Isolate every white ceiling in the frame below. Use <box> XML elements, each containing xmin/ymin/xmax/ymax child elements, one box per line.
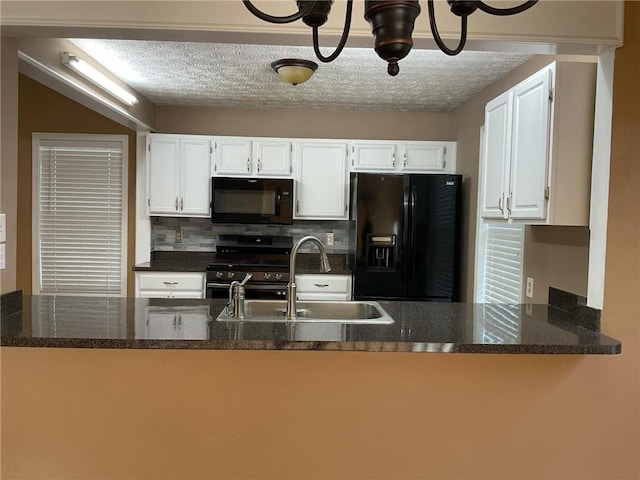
<box><xmin>70</xmin><ymin>39</ymin><xmax>533</xmax><ymax>112</ymax></box>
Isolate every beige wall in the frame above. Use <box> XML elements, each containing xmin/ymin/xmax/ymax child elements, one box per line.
<box><xmin>16</xmin><ymin>74</ymin><xmax>137</xmax><ymax>296</ymax></box>
<box><xmin>156</xmin><ymin>106</ymin><xmax>454</xmax><ymax>141</ymax></box>
<box><xmin>1</xmin><ymin>37</ymin><xmax>19</xmax><ymax>294</ymax></box>
<box><xmin>524</xmin><ymin>226</ymin><xmax>590</xmax><ymax>303</ymax></box>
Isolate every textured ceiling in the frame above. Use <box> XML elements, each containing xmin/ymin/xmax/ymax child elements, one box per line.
<box><xmin>70</xmin><ymin>39</ymin><xmax>533</xmax><ymax>112</ymax></box>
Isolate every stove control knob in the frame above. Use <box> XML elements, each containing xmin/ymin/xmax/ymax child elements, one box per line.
<box><xmin>226</xmin><ymin>272</ymin><xmax>235</xmax><ymax>279</ymax></box>
<box><xmin>215</xmin><ymin>272</ymin><xmax>223</xmax><ymax>279</ymax></box>
<box><xmin>263</xmin><ymin>273</ymin><xmax>272</xmax><ymax>280</ymax></box>
<box><xmin>274</xmin><ymin>273</ymin><xmax>283</xmax><ymax>281</ymax></box>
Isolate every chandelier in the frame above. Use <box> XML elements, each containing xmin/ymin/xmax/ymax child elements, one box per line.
<box><xmin>243</xmin><ymin>0</ymin><xmax>538</xmax><ymax>76</ymax></box>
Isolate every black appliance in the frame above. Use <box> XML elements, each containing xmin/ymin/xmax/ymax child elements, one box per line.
<box><xmin>211</xmin><ymin>177</ymin><xmax>293</xmax><ymax>224</ymax></box>
<box><xmin>205</xmin><ymin>235</ymin><xmax>292</xmax><ymax>300</ymax></box>
<box><xmin>351</xmin><ymin>173</ymin><xmax>462</xmax><ymax>301</ymax></box>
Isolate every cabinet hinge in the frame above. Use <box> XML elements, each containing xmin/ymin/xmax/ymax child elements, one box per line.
<box><xmin>210</xmin><ymin>146</ymin><xmax>213</xmax><ymax>154</ymax></box>
<box><xmin>544</xmin><ymin>186</ymin><xmax>550</xmax><ymax>200</ymax></box>
<box><xmin>548</xmin><ymin>88</ymin><xmax>554</xmax><ymax>102</ymax></box>
<box><xmin>352</xmin><ymin>146</ymin><xmax>354</xmax><ymax>153</ymax></box>
<box><xmin>147</xmin><ymin>198</ymin><xmax>150</xmax><ymax>207</ymax></box>
<box><xmin>443</xmin><ymin>146</ymin><xmax>447</xmax><ymax>155</ymax></box>
<box><xmin>214</xmin><ymin>163</ymin><xmax>217</xmax><ymax>172</ymax></box>
<box><xmin>290</xmin><ymin>144</ymin><xmax>293</xmax><ymax>153</ymax></box>
<box><xmin>148</xmin><ymin>144</ymin><xmax>151</xmax><ymax>152</ymax></box>
<box><xmin>443</xmin><ymin>160</ymin><xmax>446</xmax><ymax>169</ymax></box>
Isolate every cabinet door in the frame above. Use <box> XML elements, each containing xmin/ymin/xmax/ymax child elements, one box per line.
<box><xmin>400</xmin><ymin>142</ymin><xmax>446</xmax><ymax>171</ymax></box>
<box><xmin>148</xmin><ymin>136</ymin><xmax>180</xmax><ymax>215</ymax></box>
<box><xmin>351</xmin><ymin>142</ymin><xmax>396</xmax><ymax>171</ymax></box>
<box><xmin>480</xmin><ymin>91</ymin><xmax>512</xmax><ymax>219</ymax></box>
<box><xmin>214</xmin><ymin>138</ymin><xmax>252</xmax><ymax>175</ymax></box>
<box><xmin>295</xmin><ymin>142</ymin><xmax>348</xmax><ymax>219</ymax></box>
<box><xmin>178</xmin><ymin>311</ymin><xmax>210</xmax><ymax>340</ymax></box>
<box><xmin>254</xmin><ymin>140</ymin><xmax>292</xmax><ymax>176</ymax></box>
<box><xmin>180</xmin><ymin>138</ymin><xmax>211</xmax><ymax>216</ymax></box>
<box><xmin>509</xmin><ymin>68</ymin><xmax>552</xmax><ymax>220</ymax></box>
<box><xmin>146</xmin><ymin>311</ymin><xmax>178</xmax><ymax>339</ymax></box>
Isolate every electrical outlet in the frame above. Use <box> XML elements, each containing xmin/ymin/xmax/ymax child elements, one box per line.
<box><xmin>0</xmin><ymin>213</ymin><xmax>5</xmax><ymax>242</ymax></box>
<box><xmin>526</xmin><ymin>277</ymin><xmax>534</xmax><ymax>299</ymax></box>
<box><xmin>326</xmin><ymin>232</ymin><xmax>335</xmax><ymax>247</ymax></box>
<box><xmin>175</xmin><ymin>227</ymin><xmax>182</xmax><ymax>243</ymax></box>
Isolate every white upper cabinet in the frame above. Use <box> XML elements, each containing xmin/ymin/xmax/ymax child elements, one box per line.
<box><xmin>351</xmin><ymin>142</ymin><xmax>397</xmax><ymax>170</ymax></box>
<box><xmin>295</xmin><ymin>141</ymin><xmax>349</xmax><ymax>220</ymax></box>
<box><xmin>400</xmin><ymin>142</ymin><xmax>450</xmax><ymax>172</ymax></box>
<box><xmin>213</xmin><ymin>137</ymin><xmax>293</xmax><ymax>177</ymax></box>
<box><xmin>479</xmin><ymin>61</ymin><xmax>596</xmax><ymax>226</ymax></box>
<box><xmin>350</xmin><ymin>140</ymin><xmax>456</xmax><ymax>173</ymax></box>
<box><xmin>253</xmin><ymin>139</ymin><xmax>293</xmax><ymax>176</ymax></box>
<box><xmin>147</xmin><ymin>134</ymin><xmax>211</xmax><ymax>217</ymax></box>
<box><xmin>213</xmin><ymin>137</ymin><xmax>252</xmax><ymax>176</ymax></box>
<box><xmin>480</xmin><ymin>90</ymin><xmax>512</xmax><ymax>220</ymax></box>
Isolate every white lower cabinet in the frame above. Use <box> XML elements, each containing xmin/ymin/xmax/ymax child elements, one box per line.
<box><xmin>295</xmin><ymin>274</ymin><xmax>352</xmax><ymax>301</ymax></box>
<box><xmin>140</xmin><ymin>306</ymin><xmax>211</xmax><ymax>340</ymax></box>
<box><xmin>135</xmin><ymin>272</ymin><xmax>206</xmax><ymax>299</ymax></box>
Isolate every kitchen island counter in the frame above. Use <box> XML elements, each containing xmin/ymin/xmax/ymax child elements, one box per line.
<box><xmin>1</xmin><ymin>295</ymin><xmax>620</xmax><ymax>354</ymax></box>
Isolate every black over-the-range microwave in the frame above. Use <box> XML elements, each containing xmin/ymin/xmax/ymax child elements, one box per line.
<box><xmin>211</xmin><ymin>177</ymin><xmax>293</xmax><ymax>224</ymax></box>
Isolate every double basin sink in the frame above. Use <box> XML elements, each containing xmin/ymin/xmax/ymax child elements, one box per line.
<box><xmin>216</xmin><ymin>300</ymin><xmax>394</xmax><ymax>325</ymax></box>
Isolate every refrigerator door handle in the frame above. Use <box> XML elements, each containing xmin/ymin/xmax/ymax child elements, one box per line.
<box><xmin>410</xmin><ymin>185</ymin><xmax>417</xmax><ymax>280</ymax></box>
<box><xmin>402</xmin><ymin>185</ymin><xmax>410</xmax><ymax>281</ymax></box>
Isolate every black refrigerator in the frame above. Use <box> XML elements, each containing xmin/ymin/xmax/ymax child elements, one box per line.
<box><xmin>351</xmin><ymin>173</ymin><xmax>462</xmax><ymax>301</ymax></box>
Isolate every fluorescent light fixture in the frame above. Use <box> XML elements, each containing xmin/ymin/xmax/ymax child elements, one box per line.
<box><xmin>61</xmin><ymin>51</ymin><xmax>138</xmax><ymax>106</ymax></box>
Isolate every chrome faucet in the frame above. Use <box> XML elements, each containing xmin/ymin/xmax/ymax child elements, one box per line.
<box><xmin>286</xmin><ymin>236</ymin><xmax>331</xmax><ymax>320</ymax></box>
<box><xmin>227</xmin><ymin>273</ymin><xmax>252</xmax><ymax>319</ymax></box>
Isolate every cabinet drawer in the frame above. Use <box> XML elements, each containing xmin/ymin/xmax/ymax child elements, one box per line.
<box><xmin>136</xmin><ymin>273</ymin><xmax>205</xmax><ymax>291</ymax></box>
<box><xmin>295</xmin><ymin>274</ymin><xmax>351</xmax><ymax>294</ymax></box>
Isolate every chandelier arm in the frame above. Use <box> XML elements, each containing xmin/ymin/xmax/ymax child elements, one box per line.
<box><xmin>242</xmin><ymin>0</ymin><xmax>318</xmax><ymax>24</ymax></box>
<box><xmin>473</xmin><ymin>1</ymin><xmax>538</xmax><ymax>16</ymax></box>
<box><xmin>312</xmin><ymin>0</ymin><xmax>353</xmax><ymax>63</ymax></box>
<box><xmin>427</xmin><ymin>0</ymin><xmax>468</xmax><ymax>56</ymax></box>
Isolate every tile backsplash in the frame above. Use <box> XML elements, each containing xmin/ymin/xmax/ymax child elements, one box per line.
<box><xmin>151</xmin><ymin>217</ymin><xmax>352</xmax><ymax>253</ymax></box>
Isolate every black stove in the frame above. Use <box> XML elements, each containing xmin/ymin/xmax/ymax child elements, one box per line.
<box><xmin>205</xmin><ymin>235</ymin><xmax>293</xmax><ymax>299</ymax></box>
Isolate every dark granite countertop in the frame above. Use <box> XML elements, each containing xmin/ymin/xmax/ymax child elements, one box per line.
<box><xmin>1</xmin><ymin>295</ymin><xmax>621</xmax><ymax>354</ymax></box>
<box><xmin>134</xmin><ymin>251</ymin><xmax>352</xmax><ymax>274</ymax></box>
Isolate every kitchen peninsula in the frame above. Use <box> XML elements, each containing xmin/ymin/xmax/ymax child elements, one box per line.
<box><xmin>1</xmin><ymin>290</ymin><xmax>621</xmax><ymax>354</ymax></box>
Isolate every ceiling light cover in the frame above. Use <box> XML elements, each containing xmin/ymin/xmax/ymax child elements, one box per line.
<box><xmin>61</xmin><ymin>51</ymin><xmax>138</xmax><ymax>105</ymax></box>
<box><xmin>271</xmin><ymin>58</ymin><xmax>318</xmax><ymax>85</ymax></box>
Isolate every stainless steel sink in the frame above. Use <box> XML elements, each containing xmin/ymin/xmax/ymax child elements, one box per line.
<box><xmin>216</xmin><ymin>300</ymin><xmax>394</xmax><ymax>324</ymax></box>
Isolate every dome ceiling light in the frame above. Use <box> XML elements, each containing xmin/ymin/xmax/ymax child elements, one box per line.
<box><xmin>243</xmin><ymin>0</ymin><xmax>538</xmax><ymax>76</ymax></box>
<box><xmin>271</xmin><ymin>58</ymin><xmax>319</xmax><ymax>85</ymax></box>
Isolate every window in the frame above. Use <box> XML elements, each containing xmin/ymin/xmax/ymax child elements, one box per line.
<box><xmin>476</xmin><ymin>222</ymin><xmax>524</xmax><ymax>303</ymax></box>
<box><xmin>32</xmin><ymin>134</ymin><xmax>128</xmax><ymax>296</ymax></box>
<box><xmin>475</xmin><ymin>222</ymin><xmax>524</xmax><ymax>343</ymax></box>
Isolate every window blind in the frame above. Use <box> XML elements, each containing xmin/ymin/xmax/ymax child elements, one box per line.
<box><xmin>477</xmin><ymin>223</ymin><xmax>524</xmax><ymax>304</ymax></box>
<box><xmin>34</xmin><ymin>136</ymin><xmax>127</xmax><ymax>295</ymax></box>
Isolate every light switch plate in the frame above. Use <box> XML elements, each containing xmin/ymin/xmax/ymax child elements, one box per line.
<box><xmin>0</xmin><ymin>243</ymin><xmax>5</xmax><ymax>270</ymax></box>
<box><xmin>0</xmin><ymin>213</ymin><xmax>5</xmax><ymax>242</ymax></box>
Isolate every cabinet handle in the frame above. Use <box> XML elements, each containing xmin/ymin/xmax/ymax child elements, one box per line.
<box><xmin>163</xmin><ymin>281</ymin><xmax>179</xmax><ymax>285</ymax></box>
<box><xmin>175</xmin><ymin>197</ymin><xmax>178</xmax><ymax>211</ymax></box>
<box><xmin>173</xmin><ymin>315</ymin><xmax>177</xmax><ymax>328</ymax></box>
<box><xmin>314</xmin><ymin>283</ymin><xmax>329</xmax><ymax>288</ymax></box>
<box><xmin>177</xmin><ymin>315</ymin><xmax>182</xmax><ymax>329</ymax></box>
<box><xmin>247</xmin><ymin>158</ymin><xmax>250</xmax><ymax>172</ymax></box>
<box><xmin>296</xmin><ymin>200</ymin><xmax>300</xmax><ymax>214</ymax></box>
<box><xmin>403</xmin><ymin>153</ymin><xmax>407</xmax><ymax>168</ymax></box>
<box><xmin>506</xmin><ymin>193</ymin><xmax>512</xmax><ymax>214</ymax></box>
<box><xmin>498</xmin><ymin>196</ymin><xmax>504</xmax><ymax>214</ymax></box>
<box><xmin>180</xmin><ymin>197</ymin><xmax>184</xmax><ymax>211</ymax></box>
<box><xmin>257</xmin><ymin>158</ymin><xmax>261</xmax><ymax>172</ymax></box>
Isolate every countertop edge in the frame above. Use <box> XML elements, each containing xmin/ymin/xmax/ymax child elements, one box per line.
<box><xmin>0</xmin><ymin>338</ymin><xmax>621</xmax><ymax>355</ymax></box>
